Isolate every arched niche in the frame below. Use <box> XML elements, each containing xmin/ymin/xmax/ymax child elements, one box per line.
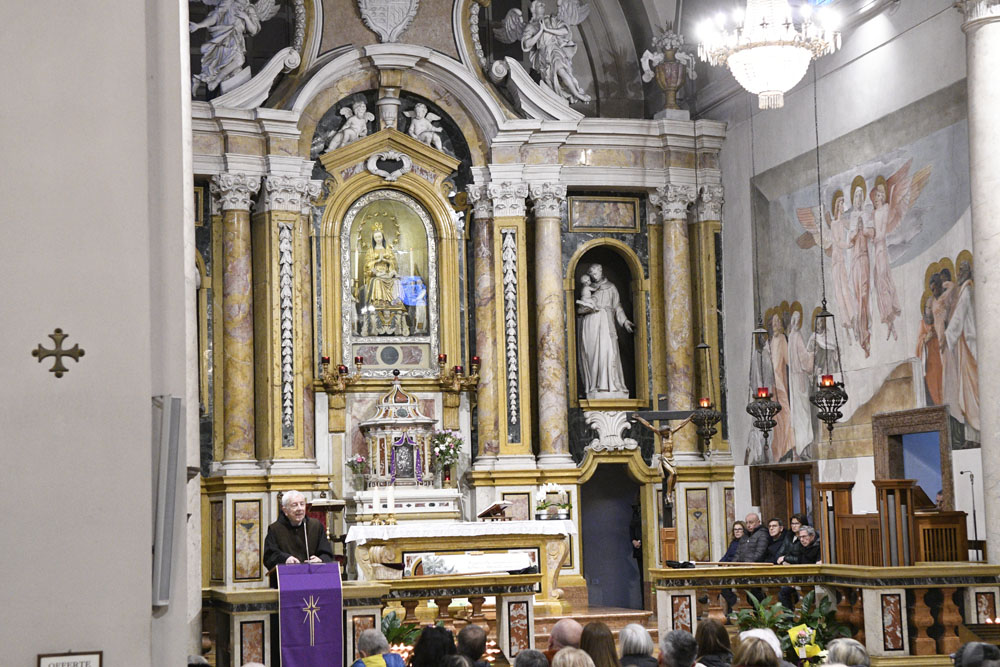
<box><xmin>565</xmin><ymin>239</ymin><xmax>649</xmax><ymax>409</ymax></box>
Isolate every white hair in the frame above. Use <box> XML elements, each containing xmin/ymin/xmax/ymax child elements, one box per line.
<box><xmin>357</xmin><ymin>628</ymin><xmax>389</xmax><ymax>656</ymax></box>
<box><xmin>282</xmin><ymin>490</ymin><xmax>306</xmax><ymax>509</ymax></box>
<box><xmin>619</xmin><ymin>623</ymin><xmax>654</xmax><ymax>657</ymax></box>
<box><xmin>739</xmin><ymin>629</ymin><xmax>781</xmax><ymax>659</ymax></box>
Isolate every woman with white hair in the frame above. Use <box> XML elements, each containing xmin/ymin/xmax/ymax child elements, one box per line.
<box><xmin>619</xmin><ymin>624</ymin><xmax>656</xmax><ymax>667</ymax></box>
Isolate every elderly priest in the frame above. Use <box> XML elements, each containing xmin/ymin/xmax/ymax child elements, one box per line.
<box><xmin>263</xmin><ymin>490</ymin><xmax>335</xmax><ymax>570</ymax></box>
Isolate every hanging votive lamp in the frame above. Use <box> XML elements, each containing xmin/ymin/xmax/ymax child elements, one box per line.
<box><xmin>746</xmin><ymin>324</ymin><xmax>781</xmax><ymax>443</ymax></box>
<box><xmin>691</xmin><ymin>342</ymin><xmax>723</xmax><ymax>455</ymax></box>
<box><xmin>808</xmin><ymin>303</ymin><xmax>848</xmax><ymax>441</ymax></box>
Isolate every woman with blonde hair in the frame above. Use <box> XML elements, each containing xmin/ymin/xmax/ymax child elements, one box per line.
<box><xmin>732</xmin><ymin>637</ymin><xmax>778</xmax><ymax>667</ymax></box>
<box><xmin>553</xmin><ymin>647</ymin><xmax>597</xmax><ymax>667</ymax></box>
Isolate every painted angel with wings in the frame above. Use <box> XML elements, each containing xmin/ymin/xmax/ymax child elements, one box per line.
<box><xmin>796</xmin><ymin>190</ymin><xmax>856</xmax><ymax>343</ymax></box>
<box><xmin>869</xmin><ymin>159</ymin><xmax>931</xmax><ymax>340</ymax></box>
<box><xmin>494</xmin><ymin>0</ymin><xmax>592</xmax><ymax>104</ymax></box>
<box><xmin>190</xmin><ymin>0</ymin><xmax>281</xmax><ymax>96</ymax></box>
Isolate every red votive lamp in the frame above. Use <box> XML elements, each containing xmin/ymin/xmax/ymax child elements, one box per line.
<box><xmin>321</xmin><ymin>356</ymin><xmax>330</xmax><ymax>365</ymax></box>
<box><xmin>821</xmin><ymin>374</ymin><xmax>835</xmax><ymax>387</ymax></box>
<box><xmin>699</xmin><ymin>397</ymin><xmax>711</xmax><ymax>408</ymax></box>
<box><xmin>454</xmin><ymin>365</ymin><xmax>464</xmax><ymax>375</ymax></box>
<box><xmin>756</xmin><ymin>387</ymin><xmax>770</xmax><ymax>399</ymax></box>
<box><xmin>337</xmin><ymin>364</ymin><xmax>348</xmax><ymax>375</ymax></box>
<box><xmin>471</xmin><ymin>355</ymin><xmax>481</xmax><ymax>365</ymax></box>
<box><xmin>438</xmin><ymin>353</ymin><xmax>447</xmax><ymax>364</ymax></box>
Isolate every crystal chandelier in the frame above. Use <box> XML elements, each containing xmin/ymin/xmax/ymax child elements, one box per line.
<box><xmin>698</xmin><ymin>0</ymin><xmax>841</xmax><ymax>109</ymax></box>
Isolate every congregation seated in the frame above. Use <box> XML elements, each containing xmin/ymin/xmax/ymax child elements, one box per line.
<box><xmin>545</xmin><ymin>618</ymin><xmax>584</xmax><ymax>663</ymax></box>
<box><xmin>738</xmin><ymin>629</ymin><xmax>794</xmax><ymax>667</ymax></box>
<box><xmin>409</xmin><ymin>625</ymin><xmax>456</xmax><ymax>667</ymax></box>
<box><xmin>515</xmin><ymin>649</ymin><xmax>551</xmax><ymax>667</ymax></box>
<box><xmin>765</xmin><ymin>519</ymin><xmax>793</xmax><ymax>564</ymax></box>
<box><xmin>694</xmin><ymin>620</ymin><xmax>732</xmax><ymax>667</ymax></box>
<box><xmin>732</xmin><ymin>637</ymin><xmax>777</xmax><ymax>667</ymax></box>
<box><xmin>720</xmin><ymin>522</ymin><xmax>747</xmax><ymax>562</ymax></box>
<box><xmin>619</xmin><ymin>623</ymin><xmax>656</xmax><ymax>667</ymax></box>
<box><xmin>733</xmin><ymin>514</ymin><xmax>769</xmax><ymax>563</ymax></box>
<box><xmin>457</xmin><ymin>624</ymin><xmax>489</xmax><ymax>667</ymax></box>
<box><xmin>580</xmin><ymin>622</ymin><xmax>620</xmax><ymax>667</ymax></box>
<box><xmin>554</xmin><ymin>648</ymin><xmax>596</xmax><ymax>667</ymax></box>
<box><xmin>352</xmin><ymin>628</ymin><xmax>404</xmax><ymax>667</ymax></box>
<box><xmin>659</xmin><ymin>630</ymin><xmax>698</xmax><ymax>667</ymax></box>
<box><xmin>777</xmin><ymin>525</ymin><xmax>820</xmax><ymax>565</ymax></box>
<box><xmin>825</xmin><ymin>638</ymin><xmax>869</xmax><ymax>667</ymax></box>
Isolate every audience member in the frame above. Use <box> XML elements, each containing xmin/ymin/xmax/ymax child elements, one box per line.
<box><xmin>738</xmin><ymin>629</ymin><xmax>794</xmax><ymax>667</ymax></box>
<box><xmin>732</xmin><ymin>638</ymin><xmax>778</xmax><ymax>667</ymax></box>
<box><xmin>694</xmin><ymin>619</ymin><xmax>732</xmax><ymax>667</ymax></box>
<box><xmin>457</xmin><ymin>624</ymin><xmax>489</xmax><ymax>667</ymax></box>
<box><xmin>953</xmin><ymin>642</ymin><xmax>1000</xmax><ymax>667</ymax></box>
<box><xmin>553</xmin><ymin>648</ymin><xmax>597</xmax><ymax>667</ymax></box>
<box><xmin>778</xmin><ymin>525</ymin><xmax>821</xmax><ymax>565</ymax></box>
<box><xmin>546</xmin><ymin>618</ymin><xmax>584</xmax><ymax>663</ymax></box>
<box><xmin>765</xmin><ymin>519</ymin><xmax>792</xmax><ymax>564</ymax></box>
<box><xmin>619</xmin><ymin>623</ymin><xmax>657</xmax><ymax>667</ymax></box>
<box><xmin>188</xmin><ymin>656</ymin><xmax>209</xmax><ymax>667</ymax></box>
<box><xmin>734</xmin><ymin>513</ymin><xmax>769</xmax><ymax>563</ymax></box>
<box><xmin>658</xmin><ymin>630</ymin><xmax>698</xmax><ymax>667</ymax></box>
<box><xmin>408</xmin><ymin>625</ymin><xmax>456</xmax><ymax>667</ymax></box>
<box><xmin>442</xmin><ymin>657</ymin><xmax>474</xmax><ymax>667</ymax></box>
<box><xmin>721</xmin><ymin>522</ymin><xmax>748</xmax><ymax>562</ymax></box>
<box><xmin>353</xmin><ymin>628</ymin><xmax>405</xmax><ymax>667</ymax></box>
<box><xmin>581</xmin><ymin>622</ymin><xmax>621</xmax><ymax>667</ymax></box>
<box><xmin>825</xmin><ymin>638</ymin><xmax>869</xmax><ymax>667</ymax></box>
<box><xmin>515</xmin><ymin>649</ymin><xmax>551</xmax><ymax>667</ymax></box>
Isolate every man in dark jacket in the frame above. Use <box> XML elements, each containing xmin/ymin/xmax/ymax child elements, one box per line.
<box><xmin>777</xmin><ymin>525</ymin><xmax>821</xmax><ymax>608</ymax></box>
<box><xmin>263</xmin><ymin>490</ymin><xmax>335</xmax><ymax>571</ymax></box>
<box><xmin>733</xmin><ymin>513</ymin><xmax>769</xmax><ymax>562</ymax></box>
<box><xmin>457</xmin><ymin>625</ymin><xmax>489</xmax><ymax>667</ymax></box>
<box><xmin>765</xmin><ymin>518</ymin><xmax>793</xmax><ymax>564</ymax></box>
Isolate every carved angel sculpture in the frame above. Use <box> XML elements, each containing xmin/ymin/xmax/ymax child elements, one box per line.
<box><xmin>189</xmin><ymin>0</ymin><xmax>281</xmax><ymax>96</ymax></box>
<box><xmin>403</xmin><ymin>103</ymin><xmax>444</xmax><ymax>152</ymax></box>
<box><xmin>494</xmin><ymin>0</ymin><xmax>592</xmax><ymax>104</ymax></box>
<box><xmin>324</xmin><ymin>101</ymin><xmax>375</xmax><ymax>152</ymax></box>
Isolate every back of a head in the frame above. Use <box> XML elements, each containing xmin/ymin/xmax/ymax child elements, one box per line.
<box><xmin>738</xmin><ymin>629</ymin><xmax>782</xmax><ymax>661</ymax></box>
<box><xmin>551</xmin><ymin>618</ymin><xmax>585</xmax><ymax>650</ymax></box>
<box><xmin>954</xmin><ymin>642</ymin><xmax>1000</xmax><ymax>667</ymax></box>
<box><xmin>358</xmin><ymin>627</ymin><xmax>390</xmax><ymax>657</ymax></box>
<box><xmin>733</xmin><ymin>637</ymin><xmax>779</xmax><ymax>667</ymax></box>
<box><xmin>410</xmin><ymin>625</ymin><xmax>456</xmax><ymax>667</ymax></box>
<box><xmin>458</xmin><ymin>624</ymin><xmax>488</xmax><ymax>661</ymax></box>
<box><xmin>553</xmin><ymin>647</ymin><xmax>597</xmax><ymax>667</ymax></box>
<box><xmin>580</xmin><ymin>622</ymin><xmax>621</xmax><ymax>667</ymax></box>
<box><xmin>442</xmin><ymin>656</ymin><xmax>474</xmax><ymax>667</ymax></box>
<box><xmin>660</xmin><ymin>630</ymin><xmax>699</xmax><ymax>667</ymax></box>
<box><xmin>826</xmin><ymin>638</ymin><xmax>869</xmax><ymax>667</ymax></box>
<box><xmin>695</xmin><ymin>619</ymin><xmax>731</xmax><ymax>657</ymax></box>
<box><xmin>619</xmin><ymin>623</ymin><xmax>655</xmax><ymax>658</ymax></box>
<box><xmin>515</xmin><ymin>649</ymin><xmax>551</xmax><ymax>667</ymax></box>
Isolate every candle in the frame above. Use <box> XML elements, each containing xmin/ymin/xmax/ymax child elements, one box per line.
<box><xmin>454</xmin><ymin>365</ymin><xmax>463</xmax><ymax>375</ymax></box>
<box><xmin>337</xmin><ymin>364</ymin><xmax>348</xmax><ymax>375</ymax></box>
<box><xmin>386</xmin><ymin>485</ymin><xmax>395</xmax><ymax>514</ymax></box>
<box><xmin>471</xmin><ymin>356</ymin><xmax>481</xmax><ymax>366</ymax></box>
<box><xmin>699</xmin><ymin>397</ymin><xmax>711</xmax><ymax>408</ymax></box>
<box><xmin>821</xmin><ymin>374</ymin><xmax>835</xmax><ymax>387</ymax></box>
<box><xmin>321</xmin><ymin>356</ymin><xmax>330</xmax><ymax>365</ymax></box>
<box><xmin>357</xmin><ymin>356</ymin><xmax>364</xmax><ymax>365</ymax></box>
<box><xmin>371</xmin><ymin>485</ymin><xmax>381</xmax><ymax>517</ymax></box>
<box><xmin>756</xmin><ymin>387</ymin><xmax>770</xmax><ymax>399</ymax></box>
<box><xmin>438</xmin><ymin>353</ymin><xmax>447</xmax><ymax>364</ymax></box>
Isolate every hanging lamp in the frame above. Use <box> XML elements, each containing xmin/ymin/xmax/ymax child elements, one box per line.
<box><xmin>691</xmin><ymin>342</ymin><xmax>723</xmax><ymax>455</ymax></box>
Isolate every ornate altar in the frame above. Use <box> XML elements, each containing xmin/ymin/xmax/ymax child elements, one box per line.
<box><xmin>360</xmin><ymin>375</ymin><xmax>435</xmax><ymax>485</ymax></box>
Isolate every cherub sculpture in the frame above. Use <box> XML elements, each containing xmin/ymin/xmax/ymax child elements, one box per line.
<box><xmin>189</xmin><ymin>0</ymin><xmax>281</xmax><ymax>96</ymax></box>
<box><xmin>494</xmin><ymin>0</ymin><xmax>592</xmax><ymax>104</ymax></box>
<box><xmin>403</xmin><ymin>103</ymin><xmax>444</xmax><ymax>151</ymax></box>
<box><xmin>634</xmin><ymin>415</ymin><xmax>693</xmax><ymax>506</ymax></box>
<box><xmin>324</xmin><ymin>101</ymin><xmax>375</xmax><ymax>152</ymax></box>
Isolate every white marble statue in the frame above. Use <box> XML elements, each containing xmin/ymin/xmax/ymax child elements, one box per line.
<box><xmin>189</xmin><ymin>0</ymin><xmax>281</xmax><ymax>96</ymax></box>
<box><xmin>325</xmin><ymin>101</ymin><xmax>375</xmax><ymax>152</ymax></box>
<box><xmin>577</xmin><ymin>264</ymin><xmax>633</xmax><ymax>399</ymax></box>
<box><xmin>403</xmin><ymin>103</ymin><xmax>444</xmax><ymax>151</ymax></box>
<box><xmin>494</xmin><ymin>0</ymin><xmax>592</xmax><ymax>104</ymax></box>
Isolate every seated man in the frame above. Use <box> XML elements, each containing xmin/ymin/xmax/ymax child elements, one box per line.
<box><xmin>352</xmin><ymin>628</ymin><xmax>405</xmax><ymax>667</ymax></box>
<box><xmin>263</xmin><ymin>490</ymin><xmax>335</xmax><ymax>572</ymax></box>
<box><xmin>765</xmin><ymin>518</ymin><xmax>792</xmax><ymax>564</ymax></box>
<box><xmin>777</xmin><ymin>525</ymin><xmax>821</xmax><ymax>609</ymax></box>
<box><xmin>457</xmin><ymin>624</ymin><xmax>489</xmax><ymax>667</ymax></box>
<box><xmin>544</xmin><ymin>618</ymin><xmax>583</xmax><ymax>663</ymax></box>
<box><xmin>514</xmin><ymin>650</ymin><xmax>550</xmax><ymax>667</ymax></box>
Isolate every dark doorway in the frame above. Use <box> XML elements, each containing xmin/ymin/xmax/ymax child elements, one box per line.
<box><xmin>581</xmin><ymin>463</ymin><xmax>642</xmax><ymax>609</ymax></box>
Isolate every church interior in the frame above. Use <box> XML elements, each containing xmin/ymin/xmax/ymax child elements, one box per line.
<box><xmin>5</xmin><ymin>0</ymin><xmax>1000</xmax><ymax>665</ymax></box>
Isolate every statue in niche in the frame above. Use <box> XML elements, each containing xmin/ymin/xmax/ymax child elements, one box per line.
<box><xmin>324</xmin><ymin>101</ymin><xmax>375</xmax><ymax>152</ymax></box>
<box><xmin>404</xmin><ymin>103</ymin><xmax>444</xmax><ymax>152</ymax></box>
<box><xmin>576</xmin><ymin>263</ymin><xmax>633</xmax><ymax>399</ymax></box>
<box><xmin>189</xmin><ymin>0</ymin><xmax>281</xmax><ymax>96</ymax></box>
<box><xmin>494</xmin><ymin>0</ymin><xmax>592</xmax><ymax>104</ymax></box>
<box><xmin>358</xmin><ymin>219</ymin><xmax>410</xmax><ymax>336</ymax></box>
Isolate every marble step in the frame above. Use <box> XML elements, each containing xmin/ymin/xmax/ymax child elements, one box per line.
<box><xmin>533</xmin><ymin>606</ymin><xmax>657</xmax><ymax>648</ymax></box>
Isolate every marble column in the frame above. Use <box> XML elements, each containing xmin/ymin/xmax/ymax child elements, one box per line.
<box><xmin>468</xmin><ymin>184</ymin><xmax>500</xmax><ymax>469</ymax></box>
<box><xmin>212</xmin><ymin>173</ymin><xmax>260</xmax><ymax>463</ymax></box>
<box><xmin>254</xmin><ymin>174</ymin><xmax>322</xmax><ymax>465</ymax></box>
<box><xmin>651</xmin><ymin>183</ymin><xmax>699</xmax><ymax>459</ymax></box>
<box><xmin>488</xmin><ymin>180</ymin><xmax>536</xmax><ymax>468</ymax></box>
<box><xmin>959</xmin><ymin>0</ymin><xmax>1000</xmax><ymax>563</ymax></box>
<box><xmin>531</xmin><ymin>183</ymin><xmax>573</xmax><ymax>468</ymax></box>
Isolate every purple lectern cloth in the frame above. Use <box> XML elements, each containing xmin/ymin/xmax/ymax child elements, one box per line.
<box><xmin>278</xmin><ymin>562</ymin><xmax>343</xmax><ymax>667</ymax></box>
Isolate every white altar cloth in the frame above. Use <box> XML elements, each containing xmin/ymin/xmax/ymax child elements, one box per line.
<box><xmin>345</xmin><ymin>519</ymin><xmax>577</xmax><ymax>546</ymax></box>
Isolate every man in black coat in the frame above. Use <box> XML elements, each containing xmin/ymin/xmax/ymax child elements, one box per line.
<box><xmin>778</xmin><ymin>525</ymin><xmax>821</xmax><ymax>608</ymax></box>
<box><xmin>765</xmin><ymin>518</ymin><xmax>793</xmax><ymax>564</ymax></box>
<box><xmin>733</xmin><ymin>513</ymin><xmax>770</xmax><ymax>562</ymax></box>
<box><xmin>263</xmin><ymin>490</ymin><xmax>335</xmax><ymax>571</ymax></box>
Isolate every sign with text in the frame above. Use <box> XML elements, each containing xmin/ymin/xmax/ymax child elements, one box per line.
<box><xmin>38</xmin><ymin>652</ymin><xmax>102</xmax><ymax>667</ymax></box>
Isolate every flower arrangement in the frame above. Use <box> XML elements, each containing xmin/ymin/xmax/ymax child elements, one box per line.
<box><xmin>347</xmin><ymin>453</ymin><xmax>368</xmax><ymax>475</ymax></box>
<box><xmin>652</xmin><ymin>26</ymin><xmax>685</xmax><ymax>52</ymax></box>
<box><xmin>535</xmin><ymin>482</ymin><xmax>571</xmax><ymax>516</ymax></box>
<box><xmin>788</xmin><ymin>624</ymin><xmax>820</xmax><ymax>661</ymax></box>
<box><xmin>430</xmin><ymin>430</ymin><xmax>462</xmax><ymax>471</ymax></box>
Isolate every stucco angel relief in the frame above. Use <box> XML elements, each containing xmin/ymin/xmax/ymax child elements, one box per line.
<box><xmin>494</xmin><ymin>0</ymin><xmax>592</xmax><ymax>104</ymax></box>
<box><xmin>189</xmin><ymin>0</ymin><xmax>281</xmax><ymax>96</ymax></box>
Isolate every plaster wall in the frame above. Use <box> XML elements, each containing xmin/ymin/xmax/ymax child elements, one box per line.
<box><xmin>0</xmin><ymin>2</ymin><xmax>193</xmax><ymax>665</ymax></box>
<box><xmin>715</xmin><ymin>2</ymin><xmax>968</xmax><ymax>512</ymax></box>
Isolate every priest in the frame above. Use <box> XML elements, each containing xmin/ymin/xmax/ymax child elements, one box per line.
<box><xmin>263</xmin><ymin>490</ymin><xmax>335</xmax><ymax>571</ymax></box>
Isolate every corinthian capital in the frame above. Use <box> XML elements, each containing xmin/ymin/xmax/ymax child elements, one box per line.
<box><xmin>529</xmin><ymin>182</ymin><xmax>567</xmax><ymax>218</ymax></box>
<box><xmin>956</xmin><ymin>0</ymin><xmax>1000</xmax><ymax>29</ymax></box>
<box><xmin>697</xmin><ymin>184</ymin><xmax>725</xmax><ymax>221</ymax></box>
<box><xmin>650</xmin><ymin>183</ymin><xmax>696</xmax><ymax>220</ymax></box>
<box><xmin>261</xmin><ymin>175</ymin><xmax>322</xmax><ymax>213</ymax></box>
<box><xmin>487</xmin><ymin>181</ymin><xmax>529</xmax><ymax>218</ymax></box>
<box><xmin>210</xmin><ymin>173</ymin><xmax>261</xmax><ymax>212</ymax></box>
<box><xmin>466</xmin><ymin>184</ymin><xmax>492</xmax><ymax>220</ymax></box>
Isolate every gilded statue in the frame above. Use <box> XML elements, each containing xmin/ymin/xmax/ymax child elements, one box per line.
<box><xmin>634</xmin><ymin>414</ymin><xmax>692</xmax><ymax>506</ymax></box>
<box><xmin>359</xmin><ymin>220</ymin><xmax>410</xmax><ymax>336</ymax></box>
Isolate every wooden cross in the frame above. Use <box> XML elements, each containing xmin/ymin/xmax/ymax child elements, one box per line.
<box><xmin>32</xmin><ymin>328</ymin><xmax>85</xmax><ymax>378</ymax></box>
<box><xmin>629</xmin><ymin>395</ymin><xmax>697</xmax><ymax>529</ymax></box>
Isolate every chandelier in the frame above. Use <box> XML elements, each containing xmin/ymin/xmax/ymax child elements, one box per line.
<box><xmin>698</xmin><ymin>0</ymin><xmax>841</xmax><ymax>109</ymax></box>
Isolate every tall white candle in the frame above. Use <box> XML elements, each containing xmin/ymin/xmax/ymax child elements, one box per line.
<box><xmin>371</xmin><ymin>485</ymin><xmax>381</xmax><ymax>518</ymax></box>
<box><xmin>387</xmin><ymin>484</ymin><xmax>395</xmax><ymax>515</ymax></box>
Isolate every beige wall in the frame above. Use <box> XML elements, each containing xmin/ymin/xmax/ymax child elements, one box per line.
<box><xmin>0</xmin><ymin>2</ymin><xmax>193</xmax><ymax>665</ymax></box>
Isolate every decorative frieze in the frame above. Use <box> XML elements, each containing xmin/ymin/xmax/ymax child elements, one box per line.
<box><xmin>529</xmin><ymin>183</ymin><xmax>567</xmax><ymax>218</ymax></box>
<box><xmin>488</xmin><ymin>181</ymin><xmax>529</xmax><ymax>218</ymax></box>
<box><xmin>697</xmin><ymin>184</ymin><xmax>725</xmax><ymax>221</ymax></box>
<box><xmin>262</xmin><ymin>175</ymin><xmax>316</xmax><ymax>213</ymax></box>
<box><xmin>211</xmin><ymin>173</ymin><xmax>261</xmax><ymax>212</ymax></box>
<box><xmin>650</xmin><ymin>183</ymin><xmax>696</xmax><ymax>221</ymax></box>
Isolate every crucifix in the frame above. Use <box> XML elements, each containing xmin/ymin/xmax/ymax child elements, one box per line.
<box><xmin>629</xmin><ymin>395</ymin><xmax>698</xmax><ymax>529</ymax></box>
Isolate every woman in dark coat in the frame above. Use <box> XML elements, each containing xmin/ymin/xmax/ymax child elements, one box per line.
<box><xmin>721</xmin><ymin>521</ymin><xmax>748</xmax><ymax>562</ymax></box>
<box><xmin>695</xmin><ymin>619</ymin><xmax>732</xmax><ymax>667</ymax></box>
